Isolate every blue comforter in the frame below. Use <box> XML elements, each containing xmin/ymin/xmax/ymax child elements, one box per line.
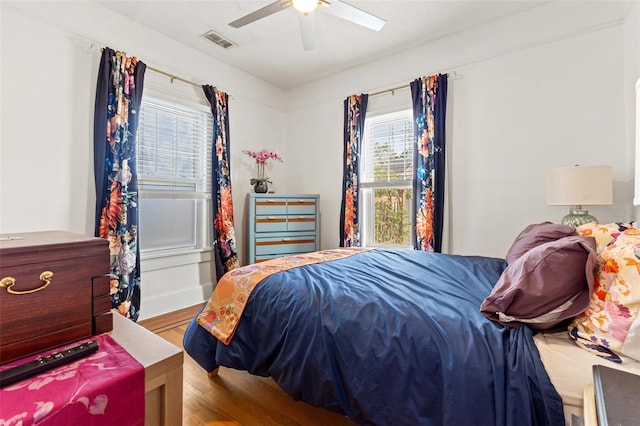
<box><xmin>183</xmin><ymin>248</ymin><xmax>564</xmax><ymax>426</ymax></box>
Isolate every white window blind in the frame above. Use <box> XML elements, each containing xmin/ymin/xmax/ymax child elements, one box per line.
<box><xmin>137</xmin><ymin>97</ymin><xmax>212</xmax><ymax>198</ymax></box>
<box><xmin>361</xmin><ymin>110</ymin><xmax>414</xmax><ymax>186</ymax></box>
<box><xmin>136</xmin><ymin>96</ymin><xmax>213</xmax><ymax>253</ymax></box>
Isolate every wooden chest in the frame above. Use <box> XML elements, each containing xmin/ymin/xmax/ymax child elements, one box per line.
<box><xmin>0</xmin><ymin>231</ymin><xmax>112</xmax><ymax>365</ymax></box>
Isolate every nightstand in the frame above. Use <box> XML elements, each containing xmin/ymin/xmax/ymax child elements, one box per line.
<box><xmin>111</xmin><ymin>312</ymin><xmax>183</xmax><ymax>425</ymax></box>
<box><xmin>582</xmin><ymin>383</ymin><xmax>597</xmax><ymax>426</ymax></box>
<box><xmin>581</xmin><ymin>365</ymin><xmax>640</xmax><ymax>426</ymax></box>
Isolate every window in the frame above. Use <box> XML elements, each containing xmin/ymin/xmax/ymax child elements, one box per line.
<box><xmin>360</xmin><ymin>108</ymin><xmax>414</xmax><ymax>247</ymax></box>
<box><xmin>136</xmin><ymin>96</ymin><xmax>213</xmax><ymax>254</ymax></box>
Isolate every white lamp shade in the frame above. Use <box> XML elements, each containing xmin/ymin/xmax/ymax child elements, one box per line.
<box><xmin>546</xmin><ymin>165</ymin><xmax>613</xmax><ymax>206</ymax></box>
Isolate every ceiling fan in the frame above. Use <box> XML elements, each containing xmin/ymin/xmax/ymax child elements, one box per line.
<box><xmin>228</xmin><ymin>0</ymin><xmax>385</xmax><ymax>51</ymax></box>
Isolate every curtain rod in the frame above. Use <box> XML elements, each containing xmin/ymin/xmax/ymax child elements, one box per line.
<box><xmin>96</xmin><ymin>45</ymin><xmax>203</xmax><ymax>89</ymax></box>
<box><xmin>147</xmin><ymin>65</ymin><xmax>202</xmax><ymax>89</ymax></box>
<box><xmin>368</xmin><ymin>71</ymin><xmax>457</xmax><ymax>98</ymax></box>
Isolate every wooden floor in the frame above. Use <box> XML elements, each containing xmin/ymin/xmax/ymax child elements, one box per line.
<box><xmin>156</xmin><ymin>323</ymin><xmax>358</xmax><ymax>426</ymax></box>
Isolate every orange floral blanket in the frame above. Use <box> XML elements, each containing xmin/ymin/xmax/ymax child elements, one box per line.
<box><xmin>197</xmin><ymin>248</ymin><xmax>370</xmax><ymax>344</ymax></box>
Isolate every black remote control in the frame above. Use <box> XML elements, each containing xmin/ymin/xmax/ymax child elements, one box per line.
<box><xmin>0</xmin><ymin>340</ymin><xmax>99</xmax><ymax>387</ymax></box>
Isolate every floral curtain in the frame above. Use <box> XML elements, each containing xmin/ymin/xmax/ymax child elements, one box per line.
<box><xmin>203</xmin><ymin>85</ymin><xmax>239</xmax><ymax>280</ymax></box>
<box><xmin>340</xmin><ymin>94</ymin><xmax>368</xmax><ymax>247</ymax></box>
<box><xmin>410</xmin><ymin>74</ymin><xmax>448</xmax><ymax>252</ymax></box>
<box><xmin>93</xmin><ymin>47</ymin><xmax>146</xmax><ymax>321</ymax></box>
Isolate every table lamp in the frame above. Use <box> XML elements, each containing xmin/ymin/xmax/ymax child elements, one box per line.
<box><xmin>546</xmin><ymin>165</ymin><xmax>613</xmax><ymax>227</ymax></box>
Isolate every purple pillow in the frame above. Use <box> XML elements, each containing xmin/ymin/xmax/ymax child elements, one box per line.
<box><xmin>505</xmin><ymin>222</ymin><xmax>577</xmax><ymax>265</ymax></box>
<box><xmin>481</xmin><ymin>235</ymin><xmax>597</xmax><ymax>330</ymax></box>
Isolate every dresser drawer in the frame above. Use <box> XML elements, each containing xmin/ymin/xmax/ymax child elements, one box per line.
<box><xmin>287</xmin><ymin>199</ymin><xmax>317</xmax><ymax>215</ymax></box>
<box><xmin>256</xmin><ymin>216</ymin><xmax>316</xmax><ymax>233</ymax></box>
<box><xmin>255</xmin><ymin>200</ymin><xmax>287</xmax><ymax>215</ymax></box>
<box><xmin>287</xmin><ymin>216</ymin><xmax>316</xmax><ymax>231</ymax></box>
<box><xmin>255</xmin><ymin>216</ymin><xmax>287</xmax><ymax>233</ymax></box>
<box><xmin>255</xmin><ymin>235</ymin><xmax>317</xmax><ymax>257</ymax></box>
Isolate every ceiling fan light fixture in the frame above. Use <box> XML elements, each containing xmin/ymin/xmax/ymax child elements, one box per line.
<box><xmin>292</xmin><ymin>0</ymin><xmax>318</xmax><ymax>13</ymax></box>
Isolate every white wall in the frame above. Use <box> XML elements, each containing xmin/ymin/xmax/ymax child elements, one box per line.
<box><xmin>0</xmin><ymin>2</ymin><xmax>287</xmax><ymax>319</ymax></box>
<box><xmin>2</xmin><ymin>1</ymin><xmax>638</xmax><ymax>319</ymax></box>
<box><xmin>625</xmin><ymin>2</ymin><xmax>640</xmax><ymax>219</ymax></box>
<box><xmin>285</xmin><ymin>1</ymin><xmax>638</xmax><ymax>258</ymax></box>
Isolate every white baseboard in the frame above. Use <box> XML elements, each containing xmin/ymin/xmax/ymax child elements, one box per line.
<box><xmin>139</xmin><ymin>282</ymin><xmax>213</xmax><ymax>321</ymax></box>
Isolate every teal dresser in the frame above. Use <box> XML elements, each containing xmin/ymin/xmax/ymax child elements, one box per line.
<box><xmin>247</xmin><ymin>194</ymin><xmax>320</xmax><ymax>264</ymax></box>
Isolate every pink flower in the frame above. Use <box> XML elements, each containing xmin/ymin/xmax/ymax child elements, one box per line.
<box><xmin>242</xmin><ymin>148</ymin><xmax>283</xmax><ymax>165</ymax></box>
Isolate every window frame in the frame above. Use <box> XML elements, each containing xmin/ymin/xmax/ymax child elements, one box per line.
<box><xmin>136</xmin><ymin>89</ymin><xmax>213</xmax><ymax>258</ymax></box>
<box><xmin>360</xmin><ymin>106</ymin><xmax>415</xmax><ymax>248</ymax></box>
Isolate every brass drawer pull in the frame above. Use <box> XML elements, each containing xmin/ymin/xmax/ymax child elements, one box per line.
<box><xmin>0</xmin><ymin>271</ymin><xmax>53</xmax><ymax>295</ymax></box>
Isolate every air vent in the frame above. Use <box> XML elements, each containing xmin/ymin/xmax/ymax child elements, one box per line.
<box><xmin>202</xmin><ymin>30</ymin><xmax>236</xmax><ymax>49</ymax></box>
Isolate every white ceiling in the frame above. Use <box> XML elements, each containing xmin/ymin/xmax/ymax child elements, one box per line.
<box><xmin>97</xmin><ymin>0</ymin><xmax>549</xmax><ymax>89</ymax></box>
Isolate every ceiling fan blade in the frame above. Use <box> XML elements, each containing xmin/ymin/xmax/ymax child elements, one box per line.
<box><xmin>297</xmin><ymin>12</ymin><xmax>316</xmax><ymax>51</ymax></box>
<box><xmin>229</xmin><ymin>0</ymin><xmax>291</xmax><ymax>28</ymax></box>
<box><xmin>322</xmin><ymin>0</ymin><xmax>385</xmax><ymax>31</ymax></box>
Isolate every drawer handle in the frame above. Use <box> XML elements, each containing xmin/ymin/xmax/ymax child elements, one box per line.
<box><xmin>267</xmin><ymin>216</ymin><xmax>277</xmax><ymax>220</ymax></box>
<box><xmin>282</xmin><ymin>238</ymin><xmax>291</xmax><ymax>242</ymax></box>
<box><xmin>0</xmin><ymin>271</ymin><xmax>54</xmax><ymax>295</ymax></box>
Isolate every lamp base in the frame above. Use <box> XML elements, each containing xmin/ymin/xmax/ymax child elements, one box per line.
<box><xmin>561</xmin><ymin>207</ymin><xmax>598</xmax><ymax>228</ymax></box>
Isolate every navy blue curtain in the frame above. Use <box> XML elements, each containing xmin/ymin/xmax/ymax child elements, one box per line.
<box><xmin>203</xmin><ymin>85</ymin><xmax>239</xmax><ymax>280</ymax></box>
<box><xmin>410</xmin><ymin>74</ymin><xmax>448</xmax><ymax>252</ymax></box>
<box><xmin>93</xmin><ymin>47</ymin><xmax>146</xmax><ymax>321</ymax></box>
<box><xmin>340</xmin><ymin>94</ymin><xmax>368</xmax><ymax>247</ymax></box>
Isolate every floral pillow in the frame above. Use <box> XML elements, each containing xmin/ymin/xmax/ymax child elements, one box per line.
<box><xmin>576</xmin><ymin>222</ymin><xmax>637</xmax><ymax>254</ymax></box>
<box><xmin>568</xmin><ymin>228</ymin><xmax>640</xmax><ymax>362</ymax></box>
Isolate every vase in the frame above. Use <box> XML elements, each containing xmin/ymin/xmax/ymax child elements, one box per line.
<box><xmin>253</xmin><ymin>163</ymin><xmax>268</xmax><ymax>193</ymax></box>
<box><xmin>254</xmin><ymin>181</ymin><xmax>268</xmax><ymax>193</ymax></box>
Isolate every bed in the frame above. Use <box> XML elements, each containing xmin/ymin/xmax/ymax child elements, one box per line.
<box><xmin>183</xmin><ymin>222</ymin><xmax>640</xmax><ymax>426</ymax></box>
